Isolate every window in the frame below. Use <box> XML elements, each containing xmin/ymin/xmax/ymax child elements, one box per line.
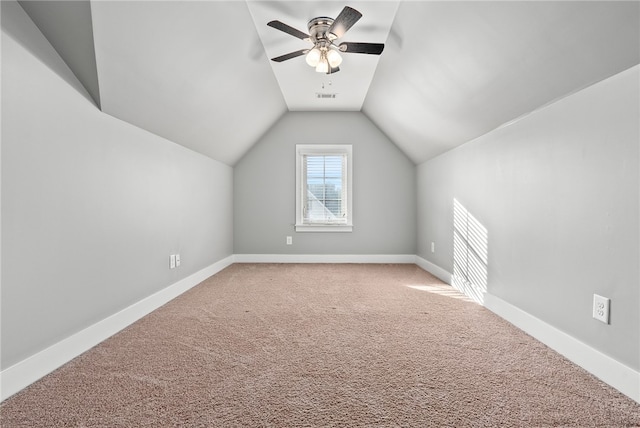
<box><xmin>296</xmin><ymin>144</ymin><xmax>352</xmax><ymax>232</ymax></box>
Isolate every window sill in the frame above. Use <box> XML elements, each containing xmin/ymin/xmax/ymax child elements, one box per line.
<box><xmin>295</xmin><ymin>224</ymin><xmax>353</xmax><ymax>233</ymax></box>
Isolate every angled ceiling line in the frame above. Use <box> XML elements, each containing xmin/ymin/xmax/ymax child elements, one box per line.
<box><xmin>18</xmin><ymin>0</ymin><xmax>101</xmax><ymax>109</ymax></box>
<box><xmin>12</xmin><ymin>1</ymin><xmax>640</xmax><ymax>166</ymax></box>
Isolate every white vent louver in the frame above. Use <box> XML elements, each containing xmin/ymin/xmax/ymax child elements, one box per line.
<box><xmin>316</xmin><ymin>93</ymin><xmax>337</xmax><ymax>99</ymax></box>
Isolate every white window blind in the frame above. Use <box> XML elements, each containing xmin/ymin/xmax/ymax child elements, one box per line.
<box><xmin>296</xmin><ymin>145</ymin><xmax>352</xmax><ymax>232</ymax></box>
<box><xmin>302</xmin><ymin>154</ymin><xmax>347</xmax><ymax>224</ymax></box>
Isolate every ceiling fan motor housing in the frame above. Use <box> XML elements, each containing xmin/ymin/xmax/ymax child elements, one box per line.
<box><xmin>307</xmin><ymin>17</ymin><xmax>337</xmax><ymax>44</ymax></box>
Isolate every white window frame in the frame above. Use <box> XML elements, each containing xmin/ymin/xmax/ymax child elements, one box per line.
<box><xmin>295</xmin><ymin>144</ymin><xmax>353</xmax><ymax>232</ymax></box>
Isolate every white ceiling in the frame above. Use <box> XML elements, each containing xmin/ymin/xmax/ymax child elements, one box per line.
<box><xmin>89</xmin><ymin>1</ymin><xmax>287</xmax><ymax>165</ymax></box>
<box><xmin>16</xmin><ymin>1</ymin><xmax>640</xmax><ymax>166</ymax></box>
<box><xmin>365</xmin><ymin>1</ymin><xmax>640</xmax><ymax>163</ymax></box>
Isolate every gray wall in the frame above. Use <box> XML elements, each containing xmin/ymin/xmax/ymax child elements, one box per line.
<box><xmin>234</xmin><ymin>112</ymin><xmax>416</xmax><ymax>255</ymax></box>
<box><xmin>1</xmin><ymin>1</ymin><xmax>233</xmax><ymax>369</ymax></box>
<box><xmin>417</xmin><ymin>66</ymin><xmax>639</xmax><ymax>370</ymax></box>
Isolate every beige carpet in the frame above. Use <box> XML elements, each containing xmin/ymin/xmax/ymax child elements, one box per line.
<box><xmin>1</xmin><ymin>263</ymin><xmax>639</xmax><ymax>427</ymax></box>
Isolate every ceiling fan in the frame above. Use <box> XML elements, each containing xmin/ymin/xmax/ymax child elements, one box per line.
<box><xmin>267</xmin><ymin>6</ymin><xmax>385</xmax><ymax>74</ymax></box>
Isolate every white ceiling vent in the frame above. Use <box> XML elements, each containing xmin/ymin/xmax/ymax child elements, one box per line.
<box><xmin>316</xmin><ymin>93</ymin><xmax>337</xmax><ymax>99</ymax></box>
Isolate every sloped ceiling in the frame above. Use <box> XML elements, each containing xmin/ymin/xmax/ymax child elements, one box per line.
<box><xmin>365</xmin><ymin>1</ymin><xmax>640</xmax><ymax>163</ymax></box>
<box><xmin>16</xmin><ymin>1</ymin><xmax>640</xmax><ymax>166</ymax></box>
<box><xmin>89</xmin><ymin>1</ymin><xmax>287</xmax><ymax>165</ymax></box>
<box><xmin>18</xmin><ymin>0</ymin><xmax>101</xmax><ymax>108</ymax></box>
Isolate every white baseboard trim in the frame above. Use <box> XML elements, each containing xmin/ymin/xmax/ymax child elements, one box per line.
<box><xmin>3</xmin><ymin>255</ymin><xmax>638</xmax><ymax>405</ymax></box>
<box><xmin>415</xmin><ymin>258</ymin><xmax>640</xmax><ymax>404</ymax></box>
<box><xmin>414</xmin><ymin>255</ymin><xmax>452</xmax><ymax>283</ymax></box>
<box><xmin>234</xmin><ymin>254</ymin><xmax>416</xmax><ymax>264</ymax></box>
<box><xmin>483</xmin><ymin>294</ymin><xmax>640</xmax><ymax>404</ymax></box>
<box><xmin>0</xmin><ymin>255</ymin><xmax>234</xmax><ymax>402</ymax></box>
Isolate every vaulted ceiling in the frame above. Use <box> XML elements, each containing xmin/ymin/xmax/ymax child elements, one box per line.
<box><xmin>17</xmin><ymin>1</ymin><xmax>640</xmax><ymax>166</ymax></box>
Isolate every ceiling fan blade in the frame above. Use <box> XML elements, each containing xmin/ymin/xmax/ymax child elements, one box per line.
<box><xmin>328</xmin><ymin>6</ymin><xmax>362</xmax><ymax>39</ymax></box>
<box><xmin>267</xmin><ymin>20</ymin><xmax>310</xmax><ymax>40</ymax></box>
<box><xmin>271</xmin><ymin>49</ymin><xmax>308</xmax><ymax>63</ymax></box>
<box><xmin>339</xmin><ymin>42</ymin><xmax>384</xmax><ymax>55</ymax></box>
<box><xmin>327</xmin><ymin>66</ymin><xmax>340</xmax><ymax>75</ymax></box>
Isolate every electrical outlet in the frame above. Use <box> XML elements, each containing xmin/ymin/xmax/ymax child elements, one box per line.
<box><xmin>593</xmin><ymin>294</ymin><xmax>610</xmax><ymax>324</ymax></box>
<box><xmin>170</xmin><ymin>254</ymin><xmax>176</xmax><ymax>269</ymax></box>
<box><xmin>286</xmin><ymin>236</ymin><xmax>292</xmax><ymax>245</ymax></box>
<box><xmin>176</xmin><ymin>254</ymin><xmax>181</xmax><ymax>267</ymax></box>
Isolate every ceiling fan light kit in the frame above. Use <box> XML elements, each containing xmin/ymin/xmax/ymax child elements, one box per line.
<box><xmin>327</xmin><ymin>49</ymin><xmax>343</xmax><ymax>67</ymax></box>
<box><xmin>267</xmin><ymin>6</ymin><xmax>384</xmax><ymax>75</ymax></box>
<box><xmin>305</xmin><ymin>48</ymin><xmax>321</xmax><ymax>66</ymax></box>
<box><xmin>315</xmin><ymin>57</ymin><xmax>329</xmax><ymax>73</ymax></box>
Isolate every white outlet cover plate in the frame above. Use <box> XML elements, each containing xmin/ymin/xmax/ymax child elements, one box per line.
<box><xmin>593</xmin><ymin>294</ymin><xmax>610</xmax><ymax>324</ymax></box>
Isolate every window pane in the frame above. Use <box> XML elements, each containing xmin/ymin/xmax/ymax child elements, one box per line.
<box><xmin>296</xmin><ymin>145</ymin><xmax>351</xmax><ymax>231</ymax></box>
<box><xmin>304</xmin><ymin>154</ymin><xmax>345</xmax><ymax>224</ymax></box>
